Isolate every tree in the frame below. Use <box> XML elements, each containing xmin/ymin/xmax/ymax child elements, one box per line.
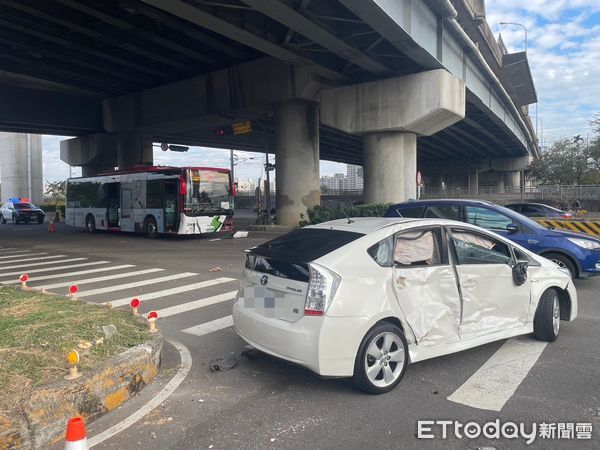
<box><xmin>529</xmin><ymin>135</ymin><xmax>600</xmax><ymax>185</ymax></box>
<box><xmin>45</xmin><ymin>180</ymin><xmax>66</xmax><ymax>206</ymax></box>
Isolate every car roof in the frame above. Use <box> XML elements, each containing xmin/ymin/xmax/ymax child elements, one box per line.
<box><xmin>308</xmin><ymin>217</ymin><xmax>468</xmax><ymax>233</ymax></box>
<box><xmin>506</xmin><ymin>202</ymin><xmax>558</xmax><ymax>209</ymax></box>
<box><xmin>391</xmin><ymin>199</ymin><xmax>495</xmax><ymax>207</ymax></box>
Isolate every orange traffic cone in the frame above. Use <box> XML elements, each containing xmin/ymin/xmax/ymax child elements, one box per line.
<box><xmin>64</xmin><ymin>417</ymin><xmax>89</xmax><ymax>450</ymax></box>
<box><xmin>48</xmin><ymin>221</ymin><xmax>56</xmax><ymax>232</ymax></box>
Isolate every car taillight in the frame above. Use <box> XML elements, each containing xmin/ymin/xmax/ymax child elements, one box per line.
<box><xmin>180</xmin><ymin>179</ymin><xmax>187</xmax><ymax>196</ymax></box>
<box><xmin>304</xmin><ymin>263</ymin><xmax>341</xmax><ymax>316</ymax></box>
<box><xmin>561</xmin><ymin>213</ymin><xmax>573</xmax><ymax>219</ymax></box>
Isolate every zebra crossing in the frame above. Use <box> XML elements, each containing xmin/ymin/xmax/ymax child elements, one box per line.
<box><xmin>0</xmin><ymin>247</ymin><xmax>241</xmax><ymax>339</ymax></box>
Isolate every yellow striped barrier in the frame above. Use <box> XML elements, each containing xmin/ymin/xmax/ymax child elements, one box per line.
<box><xmin>533</xmin><ymin>218</ymin><xmax>600</xmax><ymax>237</ymax></box>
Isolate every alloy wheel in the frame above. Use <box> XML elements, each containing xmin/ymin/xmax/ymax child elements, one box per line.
<box><xmin>364</xmin><ymin>332</ymin><xmax>406</xmax><ymax>388</ymax></box>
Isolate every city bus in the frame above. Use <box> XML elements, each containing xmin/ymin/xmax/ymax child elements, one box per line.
<box><xmin>66</xmin><ymin>166</ymin><xmax>234</xmax><ymax>238</ymax></box>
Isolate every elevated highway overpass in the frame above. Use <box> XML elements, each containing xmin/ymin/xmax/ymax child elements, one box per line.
<box><xmin>0</xmin><ymin>0</ymin><xmax>538</xmax><ymax>225</ymax></box>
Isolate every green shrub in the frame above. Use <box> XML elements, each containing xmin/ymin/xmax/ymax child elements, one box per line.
<box><xmin>306</xmin><ymin>203</ymin><xmax>391</xmax><ymax>225</ymax></box>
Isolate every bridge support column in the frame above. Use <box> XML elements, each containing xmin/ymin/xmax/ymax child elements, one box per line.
<box><xmin>60</xmin><ymin>133</ymin><xmax>117</xmax><ymax>177</ymax></box>
<box><xmin>364</xmin><ymin>132</ymin><xmax>416</xmax><ymax>204</ymax></box>
<box><xmin>275</xmin><ymin>99</ymin><xmax>320</xmax><ymax>226</ymax></box>
<box><xmin>504</xmin><ymin>171</ymin><xmax>521</xmax><ymax>189</ymax></box>
<box><xmin>117</xmin><ymin>132</ymin><xmax>153</xmax><ymax>170</ymax></box>
<box><xmin>468</xmin><ymin>171</ymin><xmax>479</xmax><ymax>195</ymax></box>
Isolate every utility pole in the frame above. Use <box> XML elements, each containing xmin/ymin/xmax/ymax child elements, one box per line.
<box><xmin>230</xmin><ymin>149</ymin><xmax>234</xmax><ymax>183</ymax></box>
<box><xmin>26</xmin><ymin>134</ymin><xmax>32</xmax><ymax>200</ymax></box>
<box><xmin>265</xmin><ymin>153</ymin><xmax>271</xmax><ymax>223</ymax></box>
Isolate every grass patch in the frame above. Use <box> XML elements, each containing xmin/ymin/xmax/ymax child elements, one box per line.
<box><xmin>0</xmin><ymin>286</ymin><xmax>148</xmax><ymax>416</ymax></box>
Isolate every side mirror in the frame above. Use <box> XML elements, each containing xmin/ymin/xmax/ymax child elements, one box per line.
<box><xmin>506</xmin><ymin>223</ymin><xmax>519</xmax><ymax>234</ymax></box>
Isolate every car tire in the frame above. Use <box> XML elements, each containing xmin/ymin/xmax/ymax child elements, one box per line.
<box><xmin>533</xmin><ymin>288</ymin><xmax>560</xmax><ymax>342</ymax></box>
<box><xmin>13</xmin><ymin>214</ymin><xmax>19</xmax><ymax>224</ymax></box>
<box><xmin>544</xmin><ymin>252</ymin><xmax>577</xmax><ymax>278</ymax></box>
<box><xmin>0</xmin><ymin>215</ymin><xmax>5</xmax><ymax>224</ymax></box>
<box><xmin>37</xmin><ymin>216</ymin><xmax>45</xmax><ymax>225</ymax></box>
<box><xmin>145</xmin><ymin>217</ymin><xmax>158</xmax><ymax>239</ymax></box>
<box><xmin>352</xmin><ymin>322</ymin><xmax>409</xmax><ymax>394</ymax></box>
<box><xmin>85</xmin><ymin>214</ymin><xmax>96</xmax><ymax>232</ymax></box>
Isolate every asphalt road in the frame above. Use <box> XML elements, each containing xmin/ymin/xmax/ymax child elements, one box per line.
<box><xmin>1</xmin><ymin>220</ymin><xmax>599</xmax><ymax>449</ymax></box>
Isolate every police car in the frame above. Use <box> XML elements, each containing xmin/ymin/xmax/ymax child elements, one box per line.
<box><xmin>0</xmin><ymin>198</ymin><xmax>45</xmax><ymax>224</ymax></box>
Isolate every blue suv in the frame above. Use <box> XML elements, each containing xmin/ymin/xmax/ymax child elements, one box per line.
<box><xmin>384</xmin><ymin>199</ymin><xmax>600</xmax><ymax>278</ymax></box>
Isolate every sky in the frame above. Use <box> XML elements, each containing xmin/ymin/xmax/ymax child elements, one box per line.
<box><xmin>37</xmin><ymin>0</ymin><xmax>600</xmax><ymax>183</ymax></box>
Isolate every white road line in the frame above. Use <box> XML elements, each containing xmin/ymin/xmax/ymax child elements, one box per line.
<box><xmin>0</xmin><ymin>258</ymin><xmax>86</xmax><ymax>270</ymax></box>
<box><xmin>447</xmin><ymin>336</ymin><xmax>548</xmax><ymax>412</ymax></box>
<box><xmin>0</xmin><ymin>255</ymin><xmax>66</xmax><ymax>265</ymax></box>
<box><xmin>151</xmin><ymin>291</ymin><xmax>237</xmax><ymax>318</ymax></box>
<box><xmin>0</xmin><ymin>265</ymin><xmax>135</xmax><ymax>284</ymax></box>
<box><xmin>37</xmin><ymin>268</ymin><xmax>165</xmax><ymax>290</ymax></box>
<box><xmin>0</xmin><ymin>251</ymin><xmax>40</xmax><ymax>259</ymax></box>
<box><xmin>78</xmin><ymin>272</ymin><xmax>197</xmax><ymax>298</ymax></box>
<box><xmin>0</xmin><ymin>261</ymin><xmax>110</xmax><ymax>278</ymax></box>
<box><xmin>182</xmin><ymin>315</ymin><xmax>234</xmax><ymax>337</ymax></box>
<box><xmin>88</xmin><ymin>340</ymin><xmax>192</xmax><ymax>448</ymax></box>
<box><xmin>108</xmin><ymin>277</ymin><xmax>237</xmax><ymax>307</ymax></box>
<box><xmin>0</xmin><ymin>249</ymin><xmax>29</xmax><ymax>254</ymax></box>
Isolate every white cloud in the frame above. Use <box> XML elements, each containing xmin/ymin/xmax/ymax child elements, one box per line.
<box><xmin>487</xmin><ymin>0</ymin><xmax>600</xmax><ymax>144</ymax></box>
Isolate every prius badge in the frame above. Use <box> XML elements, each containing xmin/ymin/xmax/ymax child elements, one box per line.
<box><xmin>260</xmin><ymin>275</ymin><xmax>269</xmax><ymax>286</ymax></box>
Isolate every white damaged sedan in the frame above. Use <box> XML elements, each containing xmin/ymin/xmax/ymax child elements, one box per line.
<box><xmin>233</xmin><ymin>218</ymin><xmax>577</xmax><ymax>394</ymax></box>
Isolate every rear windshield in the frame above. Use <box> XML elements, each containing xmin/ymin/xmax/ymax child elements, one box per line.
<box><xmin>248</xmin><ymin>228</ymin><xmax>364</xmax><ymax>262</ymax></box>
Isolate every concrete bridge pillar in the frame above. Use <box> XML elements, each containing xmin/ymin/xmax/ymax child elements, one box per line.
<box><xmin>274</xmin><ymin>99</ymin><xmax>320</xmax><ymax>226</ymax></box>
<box><xmin>504</xmin><ymin>171</ymin><xmax>521</xmax><ymax>189</ymax></box>
<box><xmin>320</xmin><ymin>69</ymin><xmax>465</xmax><ymax>205</ymax></box>
<box><xmin>60</xmin><ymin>133</ymin><xmax>117</xmax><ymax>177</ymax></box>
<box><xmin>117</xmin><ymin>132</ymin><xmax>153</xmax><ymax>170</ymax></box>
<box><xmin>468</xmin><ymin>171</ymin><xmax>479</xmax><ymax>194</ymax></box>
<box><xmin>364</xmin><ymin>132</ymin><xmax>416</xmax><ymax>204</ymax></box>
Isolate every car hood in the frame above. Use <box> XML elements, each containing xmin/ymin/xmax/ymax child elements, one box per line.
<box><xmin>544</xmin><ymin>228</ymin><xmax>600</xmax><ymax>242</ymax></box>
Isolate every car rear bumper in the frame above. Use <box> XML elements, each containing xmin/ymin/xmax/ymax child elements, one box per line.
<box><xmin>233</xmin><ymin>298</ymin><xmax>364</xmax><ymax>377</ymax></box>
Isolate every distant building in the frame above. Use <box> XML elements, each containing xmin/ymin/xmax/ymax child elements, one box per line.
<box><xmin>346</xmin><ymin>165</ymin><xmax>364</xmax><ymax>190</ymax></box>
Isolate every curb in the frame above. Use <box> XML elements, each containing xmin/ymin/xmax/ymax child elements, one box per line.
<box><xmin>248</xmin><ymin>224</ymin><xmax>294</xmax><ymax>232</ymax></box>
<box><xmin>0</xmin><ymin>333</ymin><xmax>163</xmax><ymax>449</ymax></box>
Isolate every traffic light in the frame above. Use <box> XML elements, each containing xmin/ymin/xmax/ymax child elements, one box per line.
<box><xmin>214</xmin><ymin>125</ymin><xmax>234</xmax><ymax>136</ymax></box>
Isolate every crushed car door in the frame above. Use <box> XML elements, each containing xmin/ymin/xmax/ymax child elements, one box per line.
<box><xmin>391</xmin><ymin>227</ymin><xmax>462</xmax><ymax>346</ymax></box>
<box><xmin>449</xmin><ymin>227</ymin><xmax>530</xmax><ymax>340</ymax></box>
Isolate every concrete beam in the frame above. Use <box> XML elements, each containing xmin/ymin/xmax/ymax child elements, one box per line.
<box><xmin>490</xmin><ymin>156</ymin><xmax>533</xmax><ymax>172</ymax></box>
<box><xmin>241</xmin><ymin>0</ymin><xmax>391</xmax><ymax>75</ymax></box>
<box><xmin>140</xmin><ymin>0</ymin><xmax>345</xmax><ymax>81</ymax></box>
<box><xmin>103</xmin><ymin>58</ymin><xmax>324</xmax><ymax>134</ymax></box>
<box><xmin>0</xmin><ymin>86</ymin><xmax>103</xmax><ymax>135</ymax></box>
<box><xmin>320</xmin><ymin>69</ymin><xmax>465</xmax><ymax>136</ymax></box>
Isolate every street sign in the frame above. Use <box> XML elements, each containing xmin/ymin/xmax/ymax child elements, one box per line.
<box><xmin>160</xmin><ymin>143</ymin><xmax>168</xmax><ymax>152</ymax></box>
<box><xmin>232</xmin><ymin>121</ymin><xmax>252</xmax><ymax>135</ymax></box>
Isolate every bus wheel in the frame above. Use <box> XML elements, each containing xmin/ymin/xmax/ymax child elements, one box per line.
<box><xmin>85</xmin><ymin>214</ymin><xmax>96</xmax><ymax>232</ymax></box>
<box><xmin>145</xmin><ymin>217</ymin><xmax>158</xmax><ymax>239</ymax></box>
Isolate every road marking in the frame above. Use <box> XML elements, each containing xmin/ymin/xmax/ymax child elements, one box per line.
<box><xmin>0</xmin><ymin>258</ymin><xmax>86</xmax><ymax>270</ymax></box>
<box><xmin>447</xmin><ymin>336</ymin><xmax>548</xmax><ymax>411</ymax></box>
<box><xmin>37</xmin><ymin>268</ymin><xmax>165</xmax><ymax>290</ymax></box>
<box><xmin>182</xmin><ymin>315</ymin><xmax>234</xmax><ymax>337</ymax></box>
<box><xmin>78</xmin><ymin>272</ymin><xmax>197</xmax><ymax>298</ymax></box>
<box><xmin>151</xmin><ymin>291</ymin><xmax>237</xmax><ymax>318</ymax></box>
<box><xmin>0</xmin><ymin>254</ymin><xmax>66</xmax><ymax>265</ymax></box>
<box><xmin>0</xmin><ymin>249</ymin><xmax>29</xmax><ymax>254</ymax></box>
<box><xmin>0</xmin><ymin>251</ymin><xmax>39</xmax><ymax>259</ymax></box>
<box><xmin>108</xmin><ymin>277</ymin><xmax>237</xmax><ymax>307</ymax></box>
<box><xmin>0</xmin><ymin>265</ymin><xmax>135</xmax><ymax>284</ymax></box>
<box><xmin>88</xmin><ymin>340</ymin><xmax>192</xmax><ymax>448</ymax></box>
<box><xmin>0</xmin><ymin>261</ymin><xmax>110</xmax><ymax>278</ymax></box>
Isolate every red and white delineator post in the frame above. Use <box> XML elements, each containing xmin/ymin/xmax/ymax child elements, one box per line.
<box><xmin>147</xmin><ymin>310</ymin><xmax>159</xmax><ymax>333</ymax></box>
<box><xmin>19</xmin><ymin>274</ymin><xmax>28</xmax><ymax>289</ymax></box>
<box><xmin>64</xmin><ymin>417</ymin><xmax>89</xmax><ymax>450</ymax></box>
<box><xmin>69</xmin><ymin>284</ymin><xmax>79</xmax><ymax>301</ymax></box>
<box><xmin>130</xmin><ymin>298</ymin><xmax>141</xmax><ymax>317</ymax></box>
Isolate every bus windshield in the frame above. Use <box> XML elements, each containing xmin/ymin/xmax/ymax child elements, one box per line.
<box><xmin>184</xmin><ymin>169</ymin><xmax>232</xmax><ymax>216</ymax></box>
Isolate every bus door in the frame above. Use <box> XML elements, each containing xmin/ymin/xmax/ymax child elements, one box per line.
<box><xmin>120</xmin><ymin>182</ymin><xmax>135</xmax><ymax>232</ymax></box>
<box><xmin>106</xmin><ymin>183</ymin><xmax>120</xmax><ymax>229</ymax></box>
<box><xmin>164</xmin><ymin>179</ymin><xmax>179</xmax><ymax>232</ymax></box>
